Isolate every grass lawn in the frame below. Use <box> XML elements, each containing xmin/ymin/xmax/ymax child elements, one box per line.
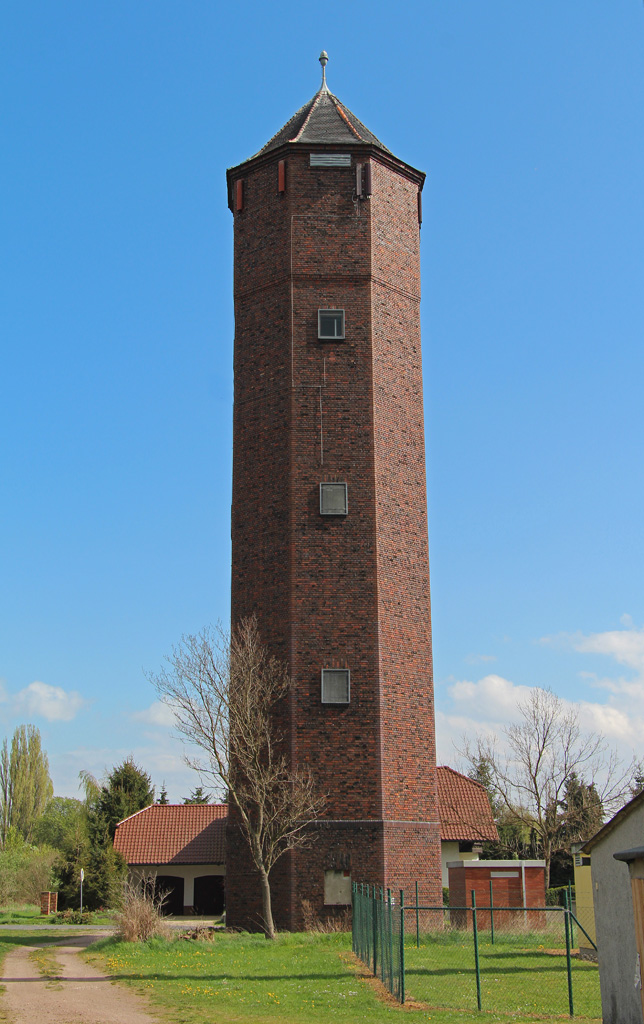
<box><xmin>0</xmin><ymin>903</ymin><xmax>114</xmax><ymax>926</ymax></box>
<box><xmin>88</xmin><ymin>931</ymin><xmax>602</xmax><ymax>1024</ymax></box>
<box><xmin>0</xmin><ymin>904</ymin><xmax>45</xmax><ymax>925</ymax></box>
<box><xmin>405</xmin><ymin>931</ymin><xmax>600</xmax><ymax>1018</ymax></box>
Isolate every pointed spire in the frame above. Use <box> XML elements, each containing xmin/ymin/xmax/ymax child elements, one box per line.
<box><xmin>319</xmin><ymin>50</ymin><xmax>329</xmax><ymax>92</ymax></box>
<box><xmin>243</xmin><ymin>51</ymin><xmax>393</xmax><ymax>160</ymax></box>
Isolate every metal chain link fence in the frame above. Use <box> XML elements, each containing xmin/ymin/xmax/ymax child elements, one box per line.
<box><xmin>352</xmin><ymin>886</ymin><xmax>404</xmax><ymax>1002</ymax></box>
<box><xmin>352</xmin><ymin>883</ymin><xmax>601</xmax><ymax>1018</ymax></box>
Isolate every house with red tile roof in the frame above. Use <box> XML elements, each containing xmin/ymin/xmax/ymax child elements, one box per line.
<box><xmin>436</xmin><ymin>766</ymin><xmax>499</xmax><ymax>886</ymax></box>
<box><xmin>113</xmin><ymin>803</ymin><xmax>227</xmax><ymax>916</ymax></box>
<box><xmin>113</xmin><ymin>770</ymin><xmax>497</xmax><ymax>914</ymax></box>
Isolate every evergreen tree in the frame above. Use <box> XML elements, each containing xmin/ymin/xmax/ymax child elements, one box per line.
<box><xmin>468</xmin><ymin>756</ymin><xmax>502</xmax><ymax>818</ymax></box>
<box><xmin>57</xmin><ymin>760</ymin><xmax>150</xmax><ymax>910</ymax></box>
<box><xmin>559</xmin><ymin>772</ymin><xmax>604</xmax><ymax>841</ymax></box>
<box><xmin>630</xmin><ymin>761</ymin><xmax>644</xmax><ymax>798</ymax></box>
<box><xmin>183</xmin><ymin>786</ymin><xmax>210</xmax><ymax>804</ymax></box>
<box><xmin>158</xmin><ymin>783</ymin><xmax>169</xmax><ymax>805</ymax></box>
<box><xmin>89</xmin><ymin>758</ymin><xmax>154</xmax><ymax>844</ymax></box>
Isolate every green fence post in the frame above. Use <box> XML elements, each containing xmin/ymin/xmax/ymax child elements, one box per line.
<box><xmin>564</xmin><ymin>903</ymin><xmax>574</xmax><ymax>1017</ymax></box>
<box><xmin>400</xmin><ymin>889</ymin><xmax>406</xmax><ymax>1005</ymax></box>
<box><xmin>356</xmin><ymin>884</ymin><xmax>361</xmax><ymax>959</ymax></box>
<box><xmin>372</xmin><ymin>885</ymin><xmax>378</xmax><ymax>978</ymax></box>
<box><xmin>471</xmin><ymin>890</ymin><xmax>482</xmax><ymax>1011</ymax></box>
<box><xmin>415</xmin><ymin>880</ymin><xmax>420</xmax><ymax>948</ymax></box>
<box><xmin>380</xmin><ymin>887</ymin><xmax>385</xmax><ymax>983</ymax></box>
<box><xmin>366</xmin><ymin>885</ymin><xmax>371</xmax><ymax>970</ymax></box>
<box><xmin>567</xmin><ymin>885</ymin><xmax>576</xmax><ymax>949</ymax></box>
<box><xmin>359</xmin><ymin>882</ymin><xmax>362</xmax><ymax>957</ymax></box>
<box><xmin>489</xmin><ymin>879</ymin><xmax>495</xmax><ymax>945</ymax></box>
<box><xmin>388</xmin><ymin>889</ymin><xmax>394</xmax><ymax>994</ymax></box>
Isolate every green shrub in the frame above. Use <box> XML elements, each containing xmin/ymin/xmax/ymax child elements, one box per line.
<box><xmin>54</xmin><ymin>908</ymin><xmax>97</xmax><ymax>924</ymax></box>
<box><xmin>546</xmin><ymin>884</ymin><xmax>575</xmax><ymax>906</ymax></box>
<box><xmin>0</xmin><ymin>831</ymin><xmax>58</xmax><ymax>905</ymax></box>
<box><xmin>442</xmin><ymin>886</ymin><xmax>450</xmax><ymax>907</ymax></box>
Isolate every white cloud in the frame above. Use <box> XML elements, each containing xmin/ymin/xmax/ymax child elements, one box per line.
<box><xmin>131</xmin><ymin>701</ymin><xmax>176</xmax><ymax>728</ymax></box>
<box><xmin>437</xmin><ymin>661</ymin><xmax>644</xmax><ymax>769</ymax></box>
<box><xmin>448</xmin><ymin>674</ymin><xmax>533</xmax><ymax>722</ymax></box>
<box><xmin>576</xmin><ymin>700</ymin><xmax>638</xmax><ymax>743</ymax></box>
<box><xmin>14</xmin><ymin>681</ymin><xmax>87</xmax><ymax>722</ymax></box>
<box><xmin>571</xmin><ymin>626</ymin><xmax>644</xmax><ymax>675</ymax></box>
<box><xmin>542</xmin><ymin>624</ymin><xmax>644</xmax><ymax>676</ymax></box>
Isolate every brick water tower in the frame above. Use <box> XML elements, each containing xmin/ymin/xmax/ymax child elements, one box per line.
<box><xmin>226</xmin><ymin>53</ymin><xmax>441</xmax><ymax>930</ymax></box>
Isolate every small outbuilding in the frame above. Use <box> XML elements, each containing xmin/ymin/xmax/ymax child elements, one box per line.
<box><xmin>582</xmin><ymin>790</ymin><xmax>644</xmax><ymax>1024</ymax></box>
<box><xmin>447</xmin><ymin>859</ymin><xmax>546</xmax><ymax>928</ymax></box>
<box><xmin>113</xmin><ymin>803</ymin><xmax>227</xmax><ymax>916</ymax></box>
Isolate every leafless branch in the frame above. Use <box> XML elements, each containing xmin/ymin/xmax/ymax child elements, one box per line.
<box><xmin>149</xmin><ymin>617</ymin><xmax>324</xmax><ymax>937</ymax></box>
<box><xmin>458</xmin><ymin>687</ymin><xmax>633</xmax><ymax>886</ymax></box>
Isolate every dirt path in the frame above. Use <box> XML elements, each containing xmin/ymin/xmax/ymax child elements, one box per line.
<box><xmin>0</xmin><ymin>936</ymin><xmax>162</xmax><ymax>1024</ymax></box>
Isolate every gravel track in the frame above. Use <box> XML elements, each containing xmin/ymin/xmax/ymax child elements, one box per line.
<box><xmin>0</xmin><ymin>936</ymin><xmax>162</xmax><ymax>1024</ymax></box>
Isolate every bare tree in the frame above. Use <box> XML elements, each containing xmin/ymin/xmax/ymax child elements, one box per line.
<box><xmin>151</xmin><ymin>617</ymin><xmax>324</xmax><ymax>938</ymax></box>
<box><xmin>460</xmin><ymin>687</ymin><xmax>631</xmax><ymax>886</ymax></box>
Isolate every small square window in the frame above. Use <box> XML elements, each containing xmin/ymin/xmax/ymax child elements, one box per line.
<box><xmin>320</xmin><ymin>482</ymin><xmax>348</xmax><ymax>516</ymax></box>
<box><xmin>318</xmin><ymin>309</ymin><xmax>345</xmax><ymax>340</ymax></box>
<box><xmin>321</xmin><ymin>668</ymin><xmax>350</xmax><ymax>704</ymax></box>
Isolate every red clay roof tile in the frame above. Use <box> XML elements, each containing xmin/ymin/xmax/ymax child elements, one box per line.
<box><xmin>437</xmin><ymin>766</ymin><xmax>499</xmax><ymax>842</ymax></box>
<box><xmin>113</xmin><ymin>771</ymin><xmax>497</xmax><ymax>865</ymax></box>
<box><xmin>113</xmin><ymin>804</ymin><xmax>228</xmax><ymax>865</ymax></box>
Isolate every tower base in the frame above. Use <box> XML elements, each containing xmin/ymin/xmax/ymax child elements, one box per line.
<box><xmin>225</xmin><ymin>819</ymin><xmax>442</xmax><ymax>932</ymax></box>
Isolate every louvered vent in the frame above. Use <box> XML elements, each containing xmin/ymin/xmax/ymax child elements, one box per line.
<box><xmin>310</xmin><ymin>153</ymin><xmax>351</xmax><ymax>167</ymax></box>
<box><xmin>321</xmin><ymin>669</ymin><xmax>350</xmax><ymax>704</ymax></box>
<box><xmin>320</xmin><ymin>482</ymin><xmax>348</xmax><ymax>516</ymax></box>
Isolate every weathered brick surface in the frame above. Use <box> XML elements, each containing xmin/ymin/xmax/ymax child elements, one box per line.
<box><xmin>227</xmin><ymin>139</ymin><xmax>441</xmax><ymax>928</ymax></box>
<box><xmin>448</xmin><ymin>863</ymin><xmax>547</xmax><ymax>929</ymax></box>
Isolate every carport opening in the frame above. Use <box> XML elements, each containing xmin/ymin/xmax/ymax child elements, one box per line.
<box><xmin>155</xmin><ymin>875</ymin><xmax>184</xmax><ymax>917</ymax></box>
<box><xmin>194</xmin><ymin>875</ymin><xmax>225</xmax><ymax>916</ymax></box>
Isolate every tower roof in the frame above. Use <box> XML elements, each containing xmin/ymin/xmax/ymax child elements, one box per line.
<box><xmin>252</xmin><ymin>85</ymin><xmax>392</xmax><ymax>159</ymax></box>
<box><xmin>227</xmin><ymin>52</ymin><xmax>424</xmax><ymax>198</ymax></box>
<box><xmin>246</xmin><ymin>51</ymin><xmax>391</xmax><ymax>161</ymax></box>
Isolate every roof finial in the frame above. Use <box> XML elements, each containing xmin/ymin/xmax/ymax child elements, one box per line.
<box><xmin>319</xmin><ymin>50</ymin><xmax>329</xmax><ymax>91</ymax></box>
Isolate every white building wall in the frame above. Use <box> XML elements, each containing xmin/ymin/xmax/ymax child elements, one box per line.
<box><xmin>130</xmin><ymin>863</ymin><xmax>224</xmax><ymax>908</ymax></box>
<box><xmin>440</xmin><ymin>842</ymin><xmax>480</xmax><ymax>887</ymax></box>
<box><xmin>590</xmin><ymin>806</ymin><xmax>644</xmax><ymax>1024</ymax></box>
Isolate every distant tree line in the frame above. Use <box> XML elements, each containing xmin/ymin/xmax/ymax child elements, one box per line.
<box><xmin>0</xmin><ymin>724</ymin><xmax>204</xmax><ymax>911</ymax></box>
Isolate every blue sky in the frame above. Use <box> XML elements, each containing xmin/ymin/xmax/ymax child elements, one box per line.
<box><xmin>2</xmin><ymin>1</ymin><xmax>643</xmax><ymax>800</ymax></box>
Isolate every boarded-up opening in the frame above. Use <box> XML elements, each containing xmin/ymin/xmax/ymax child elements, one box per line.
<box><xmin>324</xmin><ymin>869</ymin><xmax>351</xmax><ymax>905</ymax></box>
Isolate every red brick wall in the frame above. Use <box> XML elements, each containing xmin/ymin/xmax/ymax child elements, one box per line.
<box><xmin>448</xmin><ymin>863</ymin><xmax>547</xmax><ymax>929</ymax></box>
<box><xmin>227</xmin><ymin>142</ymin><xmax>441</xmax><ymax>928</ymax></box>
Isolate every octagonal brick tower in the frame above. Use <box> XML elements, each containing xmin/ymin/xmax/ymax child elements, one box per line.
<box><xmin>226</xmin><ymin>56</ymin><xmax>441</xmax><ymax>930</ymax></box>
